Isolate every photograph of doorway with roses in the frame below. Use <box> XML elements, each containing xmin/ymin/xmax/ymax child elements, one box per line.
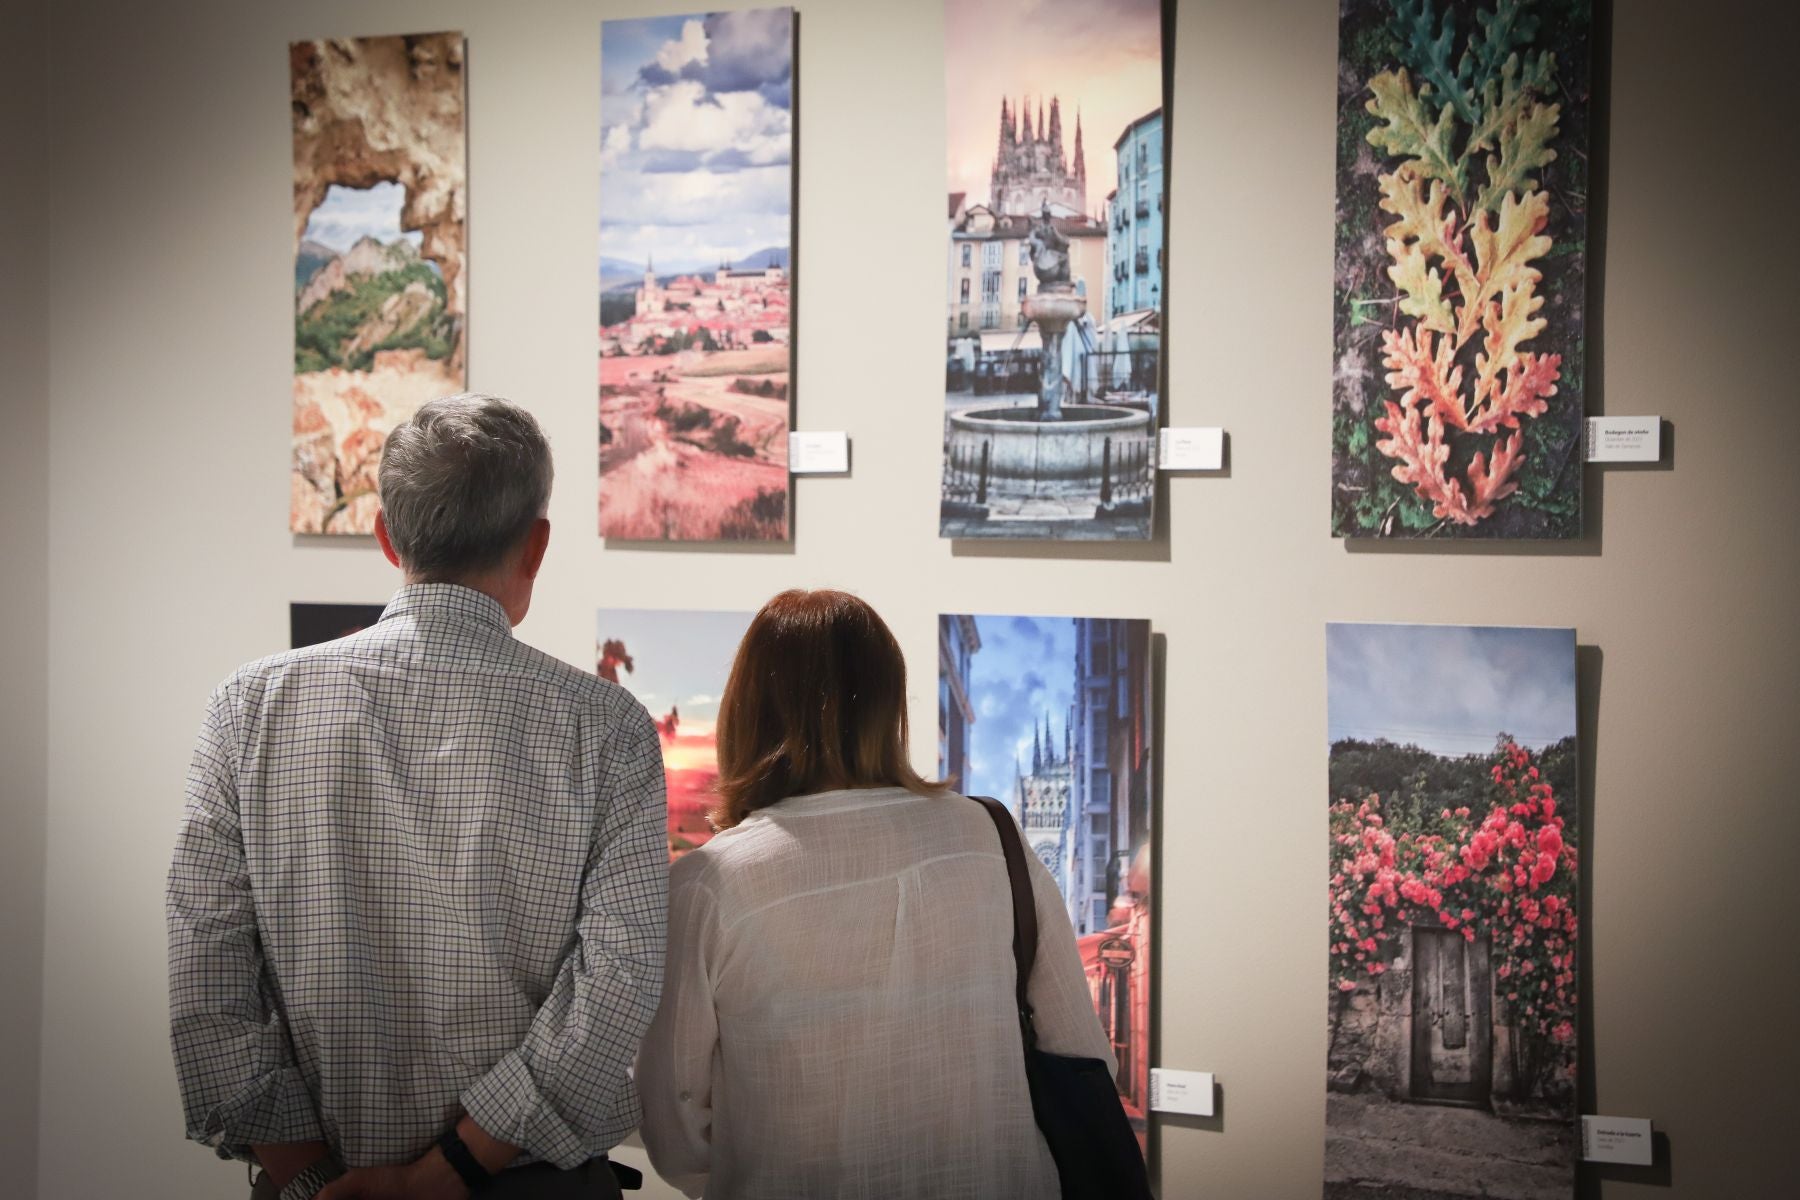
<box><xmin>1325</xmin><ymin>622</ymin><xmax>1579</xmax><ymax>1200</ymax></box>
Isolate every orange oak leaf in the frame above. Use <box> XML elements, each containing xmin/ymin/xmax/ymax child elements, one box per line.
<box><xmin>1465</xmin><ymin>430</ymin><xmax>1526</xmax><ymax>517</ymax></box>
<box><xmin>1381</xmin><ymin>325</ymin><xmax>1468</xmax><ymax>431</ymax></box>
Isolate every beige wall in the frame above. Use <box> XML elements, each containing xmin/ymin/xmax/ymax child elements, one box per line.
<box><xmin>1</xmin><ymin>0</ymin><xmax>49</xmax><ymax>1195</ymax></box>
<box><xmin>29</xmin><ymin>0</ymin><xmax>1800</xmax><ymax>1197</ymax></box>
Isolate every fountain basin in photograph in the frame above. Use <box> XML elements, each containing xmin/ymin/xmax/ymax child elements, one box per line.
<box><xmin>946</xmin><ymin>403</ymin><xmax>1152</xmax><ymax>494</ymax></box>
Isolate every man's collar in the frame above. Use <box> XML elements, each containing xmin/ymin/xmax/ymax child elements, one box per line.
<box><xmin>379</xmin><ymin>582</ymin><xmax>513</xmax><ymax>635</ymax></box>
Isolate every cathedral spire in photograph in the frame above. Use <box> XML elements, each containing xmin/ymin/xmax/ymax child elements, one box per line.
<box><xmin>986</xmin><ymin>91</ymin><xmax>1088</xmax><ymax>218</ymax></box>
<box><xmin>1073</xmin><ymin>109</ymin><xmax>1085</xmax><ymax>187</ymax></box>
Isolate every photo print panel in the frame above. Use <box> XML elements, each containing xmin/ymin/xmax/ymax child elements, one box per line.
<box><xmin>1325</xmin><ymin>623</ymin><xmax>1580</xmax><ymax>1198</ymax></box>
<box><xmin>939</xmin><ymin>613</ymin><xmax>1155</xmax><ymax>1151</ymax></box>
<box><xmin>290</xmin><ymin>602</ymin><xmax>387</xmax><ymax>649</ymax></box>
<box><xmin>290</xmin><ymin>32</ymin><xmax>468</xmax><ymax>535</ymax></box>
<box><xmin>600</xmin><ymin>10</ymin><xmax>794</xmax><ymax>542</ymax></box>
<box><xmin>1332</xmin><ymin>1</ymin><xmax>1592</xmax><ymax>539</ymax></box>
<box><xmin>597</xmin><ymin>608</ymin><xmax>753</xmax><ymax>861</ymax></box>
<box><xmin>941</xmin><ymin>0</ymin><xmax>1165</xmax><ymax>541</ymax></box>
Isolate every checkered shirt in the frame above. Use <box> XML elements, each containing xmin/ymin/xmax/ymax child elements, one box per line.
<box><xmin>167</xmin><ymin>584</ymin><xmax>668</xmax><ymax>1169</ymax></box>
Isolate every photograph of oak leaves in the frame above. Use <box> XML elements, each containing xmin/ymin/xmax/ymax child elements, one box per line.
<box><xmin>1333</xmin><ymin>0</ymin><xmax>1591</xmax><ymax>539</ymax></box>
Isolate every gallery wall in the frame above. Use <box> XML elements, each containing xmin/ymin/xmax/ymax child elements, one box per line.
<box><xmin>28</xmin><ymin>0</ymin><xmax>1800</xmax><ymax>1197</ymax></box>
<box><xmin>2</xmin><ymin>0</ymin><xmax>50</xmax><ymax>1195</ymax></box>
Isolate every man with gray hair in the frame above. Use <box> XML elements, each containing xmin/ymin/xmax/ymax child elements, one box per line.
<box><xmin>168</xmin><ymin>394</ymin><xmax>667</xmax><ymax>1200</ymax></box>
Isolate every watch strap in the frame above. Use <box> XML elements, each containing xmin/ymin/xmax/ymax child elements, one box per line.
<box><xmin>278</xmin><ymin>1158</ymin><xmax>345</xmax><ymax>1200</ymax></box>
<box><xmin>436</xmin><ymin>1127</ymin><xmax>496</xmax><ymax>1194</ymax></box>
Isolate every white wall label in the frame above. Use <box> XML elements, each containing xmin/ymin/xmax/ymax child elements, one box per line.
<box><xmin>788</xmin><ymin>431</ymin><xmax>849</xmax><ymax>474</ymax></box>
<box><xmin>1581</xmin><ymin>1115</ymin><xmax>1654</xmax><ymax>1165</ymax></box>
<box><xmin>1148</xmin><ymin>1068</ymin><xmax>1215</xmax><ymax>1116</ymax></box>
<box><xmin>1585</xmin><ymin>417</ymin><xmax>1661</xmax><ymax>463</ymax></box>
<box><xmin>1157</xmin><ymin>427</ymin><xmax>1224</xmax><ymax>471</ymax></box>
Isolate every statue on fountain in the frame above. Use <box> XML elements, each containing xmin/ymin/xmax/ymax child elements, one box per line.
<box><xmin>1027</xmin><ymin>202</ymin><xmax>1071</xmax><ymax>286</ymax></box>
<box><xmin>1021</xmin><ymin>202</ymin><xmax>1083</xmax><ymax>419</ymax></box>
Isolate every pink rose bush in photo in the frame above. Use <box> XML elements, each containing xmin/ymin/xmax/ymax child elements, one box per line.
<box><xmin>1329</xmin><ymin>740</ymin><xmax>1577</xmax><ymax>1084</ymax></box>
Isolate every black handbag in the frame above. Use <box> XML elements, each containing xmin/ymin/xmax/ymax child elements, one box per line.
<box><xmin>972</xmin><ymin>795</ymin><xmax>1154</xmax><ymax>1200</ymax></box>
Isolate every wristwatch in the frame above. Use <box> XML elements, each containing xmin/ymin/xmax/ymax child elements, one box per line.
<box><xmin>437</xmin><ymin>1127</ymin><xmax>496</xmax><ymax>1194</ymax></box>
<box><xmin>279</xmin><ymin>1159</ymin><xmax>345</xmax><ymax>1200</ymax></box>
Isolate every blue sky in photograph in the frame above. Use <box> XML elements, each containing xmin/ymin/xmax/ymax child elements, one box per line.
<box><xmin>595</xmin><ymin>608</ymin><xmax>752</xmax><ymax>729</ymax></box>
<box><xmin>1326</xmin><ymin>623</ymin><xmax>1577</xmax><ymax>756</ymax></box>
<box><xmin>958</xmin><ymin>614</ymin><xmax>1077</xmax><ymax>804</ymax></box>
<box><xmin>300</xmin><ymin>182</ymin><xmax>423</xmax><ymax>252</ymax></box>
<box><xmin>600</xmin><ymin>9</ymin><xmax>792</xmax><ymax>272</ymax></box>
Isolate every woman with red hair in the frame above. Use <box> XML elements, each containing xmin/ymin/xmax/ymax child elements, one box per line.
<box><xmin>636</xmin><ymin>589</ymin><xmax>1111</xmax><ymax>1199</ymax></box>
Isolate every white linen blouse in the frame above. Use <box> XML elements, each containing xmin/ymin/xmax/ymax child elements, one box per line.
<box><xmin>636</xmin><ymin>786</ymin><xmax>1115</xmax><ymax>1199</ymax></box>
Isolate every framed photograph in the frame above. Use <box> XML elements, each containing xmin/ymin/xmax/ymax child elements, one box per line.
<box><xmin>939</xmin><ymin>612</ymin><xmax>1155</xmax><ymax>1152</ymax></box>
<box><xmin>600</xmin><ymin>10</ymin><xmax>795</xmax><ymax>542</ymax></box>
<box><xmin>1325</xmin><ymin>622</ymin><xmax>1580</xmax><ymax>1197</ymax></box>
<box><xmin>596</xmin><ymin>608</ymin><xmax>753</xmax><ymax>860</ymax></box>
<box><xmin>290</xmin><ymin>32</ymin><xmax>467</xmax><ymax>535</ymax></box>
<box><xmin>941</xmin><ymin>0</ymin><xmax>1166</xmax><ymax>541</ymax></box>
<box><xmin>290</xmin><ymin>602</ymin><xmax>386</xmax><ymax>648</ymax></box>
<box><xmin>1332</xmin><ymin>1</ymin><xmax>1593</xmax><ymax>539</ymax></box>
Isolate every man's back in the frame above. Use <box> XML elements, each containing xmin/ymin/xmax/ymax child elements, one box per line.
<box><xmin>168</xmin><ymin>584</ymin><xmax>667</xmax><ymax>1170</ymax></box>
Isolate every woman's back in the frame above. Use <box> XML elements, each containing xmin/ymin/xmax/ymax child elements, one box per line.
<box><xmin>639</xmin><ymin>785</ymin><xmax>1113</xmax><ymax>1199</ymax></box>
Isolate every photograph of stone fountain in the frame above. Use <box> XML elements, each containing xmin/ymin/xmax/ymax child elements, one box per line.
<box><xmin>942</xmin><ymin>0</ymin><xmax>1165</xmax><ymax>540</ymax></box>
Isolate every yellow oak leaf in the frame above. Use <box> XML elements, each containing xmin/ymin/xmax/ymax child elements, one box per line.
<box><xmin>1477</xmin><ymin>98</ymin><xmax>1561</xmax><ymax>215</ymax></box>
<box><xmin>1472</xmin><ymin>280</ymin><xmax>1548</xmax><ymax>409</ymax></box>
<box><xmin>1462</xmin><ymin>188</ymin><xmax>1551</xmax><ymax>343</ymax></box>
<box><xmin>1386</xmin><ymin>242</ymin><xmax>1455</xmax><ymax>334</ymax></box>
<box><xmin>1365</xmin><ymin>69</ymin><xmax>1464</xmax><ymax>197</ymax></box>
<box><xmin>1377</xmin><ymin>167</ymin><xmax>1473</xmax><ymax>334</ymax></box>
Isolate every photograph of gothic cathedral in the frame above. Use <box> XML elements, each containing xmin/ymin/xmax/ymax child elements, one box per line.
<box><xmin>941</xmin><ymin>0</ymin><xmax>1166</xmax><ymax>540</ymax></box>
<box><xmin>290</xmin><ymin>32</ymin><xmax>467</xmax><ymax>535</ymax></box>
<box><xmin>597</xmin><ymin>608</ymin><xmax>753</xmax><ymax>861</ymax></box>
<box><xmin>939</xmin><ymin>613</ymin><xmax>1155</xmax><ymax>1151</ymax></box>
<box><xmin>1325</xmin><ymin>623</ymin><xmax>1580</xmax><ymax>1199</ymax></box>
<box><xmin>599</xmin><ymin>10</ymin><xmax>794</xmax><ymax>542</ymax></box>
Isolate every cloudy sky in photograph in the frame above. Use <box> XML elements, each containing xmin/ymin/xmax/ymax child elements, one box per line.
<box><xmin>946</xmin><ymin>0</ymin><xmax>1162</xmax><ymax>213</ymax></box>
<box><xmin>1327</xmin><ymin>623</ymin><xmax>1578</xmax><ymax>756</ymax></box>
<box><xmin>601</xmin><ymin>10</ymin><xmax>793</xmax><ymax>273</ymax></box>
<box><xmin>596</xmin><ymin>608</ymin><xmax>753</xmax><ymax>758</ymax></box>
<box><xmin>956</xmin><ymin>614</ymin><xmax>1078</xmax><ymax>807</ymax></box>
<box><xmin>301</xmin><ymin>182</ymin><xmax>422</xmax><ymax>252</ymax></box>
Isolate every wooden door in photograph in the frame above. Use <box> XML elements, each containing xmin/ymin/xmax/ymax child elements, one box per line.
<box><xmin>1409</xmin><ymin>926</ymin><xmax>1493</xmax><ymax>1105</ymax></box>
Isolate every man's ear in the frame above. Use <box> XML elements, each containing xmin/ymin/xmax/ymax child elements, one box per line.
<box><xmin>373</xmin><ymin>510</ymin><xmax>403</xmax><ymax>568</ymax></box>
<box><xmin>519</xmin><ymin>517</ymin><xmax>551</xmax><ymax>581</ymax></box>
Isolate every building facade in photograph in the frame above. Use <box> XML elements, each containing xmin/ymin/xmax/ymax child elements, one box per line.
<box><xmin>1106</xmin><ymin>108</ymin><xmax>1164</xmax><ymax>322</ymax></box>
<box><xmin>1067</xmin><ymin>618</ymin><xmax>1153</xmax><ymax>1120</ymax></box>
<box><xmin>947</xmin><ymin>94</ymin><xmax>1108</xmax><ymax>345</ymax></box>
<box><xmin>937</xmin><ymin>614</ymin><xmax>981</xmax><ymax>794</ymax></box>
<box><xmin>947</xmin><ymin>205</ymin><xmax>1108</xmax><ymax>339</ymax></box>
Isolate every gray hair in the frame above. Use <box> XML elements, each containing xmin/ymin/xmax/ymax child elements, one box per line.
<box><xmin>378</xmin><ymin>393</ymin><xmax>554</xmax><ymax>578</ymax></box>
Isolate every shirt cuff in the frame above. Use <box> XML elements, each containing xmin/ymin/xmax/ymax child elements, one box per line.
<box><xmin>461</xmin><ymin>1051</ymin><xmax>587</xmax><ymax>1170</ymax></box>
<box><xmin>194</xmin><ymin>1066</ymin><xmax>323</xmax><ymax>1161</ymax></box>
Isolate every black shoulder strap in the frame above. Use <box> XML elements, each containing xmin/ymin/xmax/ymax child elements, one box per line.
<box><xmin>972</xmin><ymin>795</ymin><xmax>1040</xmax><ymax>1050</ymax></box>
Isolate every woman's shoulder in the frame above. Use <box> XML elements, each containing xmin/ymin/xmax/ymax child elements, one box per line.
<box><xmin>680</xmin><ymin>786</ymin><xmax>994</xmax><ymax>878</ymax></box>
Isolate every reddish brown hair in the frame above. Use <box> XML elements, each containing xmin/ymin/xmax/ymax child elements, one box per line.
<box><xmin>713</xmin><ymin>589</ymin><xmax>940</xmax><ymax>828</ymax></box>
